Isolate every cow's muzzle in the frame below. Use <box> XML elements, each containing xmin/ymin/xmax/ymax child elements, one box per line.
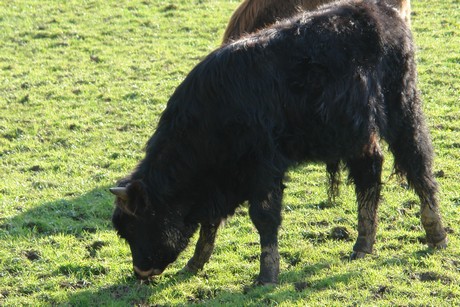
<box><xmin>133</xmin><ymin>266</ymin><xmax>163</xmax><ymax>279</ymax></box>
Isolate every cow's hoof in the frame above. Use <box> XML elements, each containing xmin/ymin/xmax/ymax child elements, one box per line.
<box><xmin>427</xmin><ymin>236</ymin><xmax>448</xmax><ymax>249</ymax></box>
<box><xmin>181</xmin><ymin>264</ymin><xmax>200</xmax><ymax>275</ymax></box>
<box><xmin>349</xmin><ymin>251</ymin><xmax>367</xmax><ymax>260</ymax></box>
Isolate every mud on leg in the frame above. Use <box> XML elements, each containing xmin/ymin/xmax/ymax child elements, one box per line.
<box><xmin>249</xmin><ymin>183</ymin><xmax>283</xmax><ymax>285</ymax></box>
<box><xmin>348</xmin><ymin>136</ymin><xmax>384</xmax><ymax>259</ymax></box>
<box><xmin>185</xmin><ymin>223</ymin><xmax>220</xmax><ymax>273</ymax></box>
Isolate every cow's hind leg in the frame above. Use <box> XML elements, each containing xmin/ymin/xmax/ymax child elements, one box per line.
<box><xmin>249</xmin><ymin>182</ymin><xmax>283</xmax><ymax>285</ymax></box>
<box><xmin>184</xmin><ymin>223</ymin><xmax>220</xmax><ymax>273</ymax></box>
<box><xmin>348</xmin><ymin>136</ymin><xmax>384</xmax><ymax>260</ymax></box>
<box><xmin>388</xmin><ymin>120</ymin><xmax>447</xmax><ymax>249</ymax></box>
<box><xmin>384</xmin><ymin>75</ymin><xmax>447</xmax><ymax>248</ymax></box>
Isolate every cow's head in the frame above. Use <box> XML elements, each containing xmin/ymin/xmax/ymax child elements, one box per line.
<box><xmin>110</xmin><ymin>179</ymin><xmax>196</xmax><ymax>279</ymax></box>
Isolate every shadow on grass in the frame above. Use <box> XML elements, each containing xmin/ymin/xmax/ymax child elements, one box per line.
<box><xmin>0</xmin><ymin>187</ymin><xmax>114</xmax><ymax>237</ymax></box>
<box><xmin>64</xmin><ymin>270</ymin><xmax>197</xmax><ymax>305</ymax></box>
<box><xmin>63</xmin><ymin>261</ymin><xmax>356</xmax><ymax>305</ymax></box>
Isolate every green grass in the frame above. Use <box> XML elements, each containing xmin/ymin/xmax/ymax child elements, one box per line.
<box><xmin>0</xmin><ymin>0</ymin><xmax>459</xmax><ymax>305</ymax></box>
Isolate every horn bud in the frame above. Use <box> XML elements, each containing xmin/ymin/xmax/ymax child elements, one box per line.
<box><xmin>109</xmin><ymin>187</ymin><xmax>128</xmax><ymax>201</ymax></box>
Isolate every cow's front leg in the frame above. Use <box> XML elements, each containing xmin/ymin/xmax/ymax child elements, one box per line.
<box><xmin>249</xmin><ymin>184</ymin><xmax>283</xmax><ymax>285</ymax></box>
<box><xmin>347</xmin><ymin>137</ymin><xmax>384</xmax><ymax>260</ymax></box>
<box><xmin>184</xmin><ymin>223</ymin><xmax>220</xmax><ymax>273</ymax></box>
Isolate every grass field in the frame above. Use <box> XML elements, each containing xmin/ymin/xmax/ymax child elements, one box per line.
<box><xmin>0</xmin><ymin>0</ymin><xmax>459</xmax><ymax>305</ymax></box>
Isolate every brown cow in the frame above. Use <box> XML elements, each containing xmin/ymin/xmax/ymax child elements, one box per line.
<box><xmin>223</xmin><ymin>0</ymin><xmax>411</xmax><ymax>43</ymax></box>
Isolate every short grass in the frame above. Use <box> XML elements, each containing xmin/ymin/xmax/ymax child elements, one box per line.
<box><xmin>0</xmin><ymin>0</ymin><xmax>459</xmax><ymax>305</ymax></box>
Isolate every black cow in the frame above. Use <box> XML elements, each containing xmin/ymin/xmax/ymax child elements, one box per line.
<box><xmin>110</xmin><ymin>0</ymin><xmax>447</xmax><ymax>284</ymax></box>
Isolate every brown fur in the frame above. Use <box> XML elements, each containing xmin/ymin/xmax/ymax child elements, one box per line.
<box><xmin>223</xmin><ymin>0</ymin><xmax>410</xmax><ymax>43</ymax></box>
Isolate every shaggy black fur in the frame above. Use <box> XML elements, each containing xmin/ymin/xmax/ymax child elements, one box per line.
<box><xmin>111</xmin><ymin>0</ymin><xmax>446</xmax><ymax>283</ymax></box>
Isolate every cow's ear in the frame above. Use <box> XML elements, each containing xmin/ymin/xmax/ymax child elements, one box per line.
<box><xmin>110</xmin><ymin>180</ymin><xmax>150</xmax><ymax>216</ymax></box>
<box><xmin>126</xmin><ymin>180</ymin><xmax>150</xmax><ymax>210</ymax></box>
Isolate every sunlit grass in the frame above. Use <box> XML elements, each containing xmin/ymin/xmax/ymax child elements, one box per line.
<box><xmin>0</xmin><ymin>0</ymin><xmax>459</xmax><ymax>305</ymax></box>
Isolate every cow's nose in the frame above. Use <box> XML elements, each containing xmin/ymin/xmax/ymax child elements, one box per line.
<box><xmin>133</xmin><ymin>266</ymin><xmax>162</xmax><ymax>279</ymax></box>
